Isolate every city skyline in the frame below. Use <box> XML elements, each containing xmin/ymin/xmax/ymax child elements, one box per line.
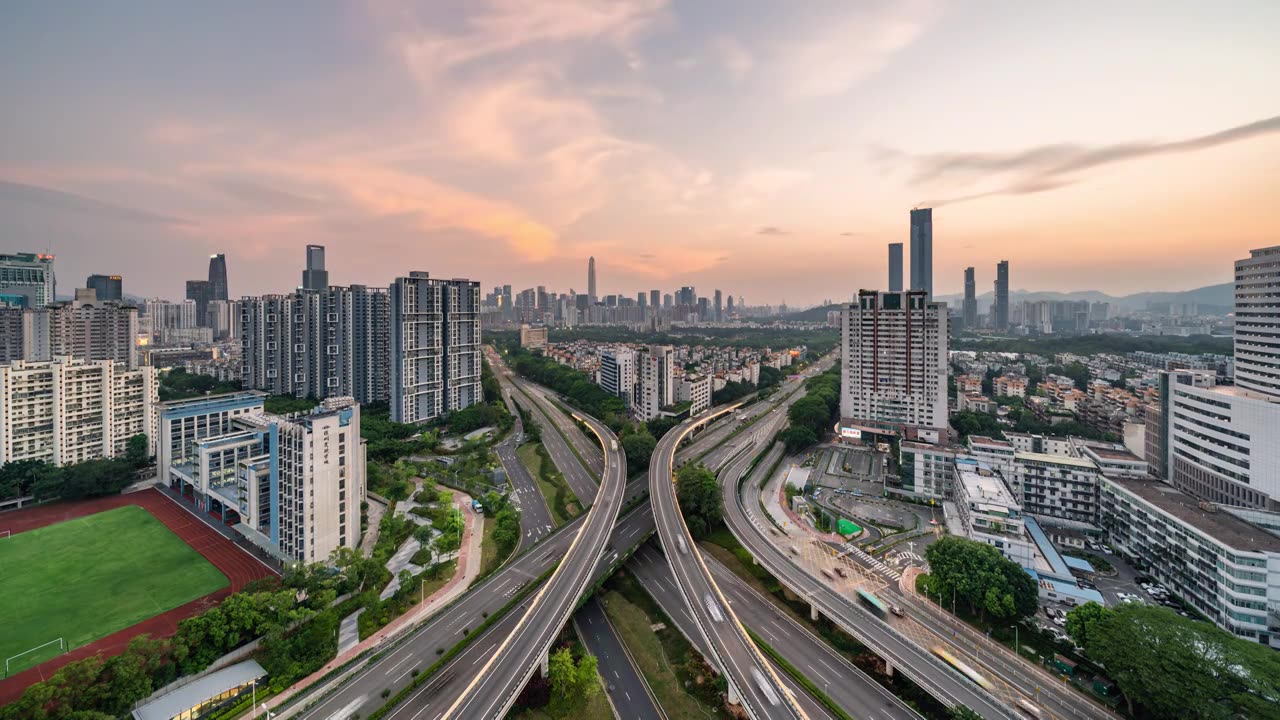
<box><xmin>2</xmin><ymin>2</ymin><xmax>1277</xmax><ymax>304</ymax></box>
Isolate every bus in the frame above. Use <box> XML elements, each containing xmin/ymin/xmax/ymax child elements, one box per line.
<box><xmin>704</xmin><ymin>594</ymin><xmax>725</xmax><ymax>623</ymax></box>
<box><xmin>931</xmin><ymin>646</ymin><xmax>995</xmax><ymax>690</ymax></box>
<box><xmin>750</xmin><ymin>668</ymin><xmax>780</xmax><ymax>706</ymax></box>
<box><xmin>820</xmin><ymin>568</ymin><xmax>836</xmax><ymax>581</ymax></box>
<box><xmin>1015</xmin><ymin>699</ymin><xmax>1043</xmax><ymax>718</ymax></box>
<box><xmin>857</xmin><ymin>589</ymin><xmax>890</xmax><ymax>619</ymax></box>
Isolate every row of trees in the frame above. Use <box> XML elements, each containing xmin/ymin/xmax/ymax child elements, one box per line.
<box><xmin>1065</xmin><ymin>601</ymin><xmax>1280</xmax><ymax>718</ymax></box>
<box><xmin>504</xmin><ymin>348</ymin><xmax>629</xmax><ymax>429</ymax></box>
<box><xmin>491</xmin><ymin>325</ymin><xmax>840</xmax><ymax>356</ymax></box>
<box><xmin>157</xmin><ymin>367</ymin><xmax>240</xmax><ymax>401</ymax></box>
<box><xmin>0</xmin><ymin>435</ymin><xmax>150</xmax><ymax>503</ymax></box>
<box><xmin>919</xmin><ymin>536</ymin><xmax>1038</xmax><ymax>621</ymax></box>
<box><xmin>778</xmin><ymin>364</ymin><xmax>840</xmax><ymax>452</ymax></box>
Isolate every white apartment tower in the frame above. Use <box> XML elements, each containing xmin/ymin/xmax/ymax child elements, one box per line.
<box><xmin>1233</xmin><ymin>245</ymin><xmax>1280</xmax><ymax>397</ymax></box>
<box><xmin>840</xmin><ymin>290</ymin><xmax>948</xmax><ymax>438</ymax></box>
<box><xmin>599</xmin><ymin>348</ymin><xmax>637</xmax><ymax>408</ymax></box>
<box><xmin>0</xmin><ymin>357</ymin><xmax>157</xmax><ymax>465</ymax></box>
<box><xmin>636</xmin><ymin>345</ymin><xmax>675</xmax><ymax>421</ymax></box>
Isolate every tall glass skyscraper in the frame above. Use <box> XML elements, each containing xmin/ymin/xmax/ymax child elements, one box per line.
<box><xmin>994</xmin><ymin>260</ymin><xmax>1009</xmax><ymax>331</ymax></box>
<box><xmin>302</xmin><ymin>245</ymin><xmax>328</xmax><ymax>291</ymax></box>
<box><xmin>207</xmin><ymin>254</ymin><xmax>228</xmax><ymax>301</ymax></box>
<box><xmin>909</xmin><ymin>208</ymin><xmax>932</xmax><ymax>297</ymax></box>
<box><xmin>963</xmin><ymin>267</ymin><xmax>977</xmax><ymax>328</ymax></box>
<box><xmin>888</xmin><ymin>243</ymin><xmax>903</xmax><ymax>292</ymax></box>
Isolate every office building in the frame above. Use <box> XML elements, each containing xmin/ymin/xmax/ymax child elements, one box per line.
<box><xmin>587</xmin><ymin>256</ymin><xmax>597</xmax><ymax>304</ymax></box>
<box><xmin>726</xmin><ymin>295</ymin><xmax>734</xmax><ymax>317</ymax></box>
<box><xmin>895</xmin><ymin>441</ymin><xmax>961</xmax><ymax>500</ymax></box>
<box><xmin>0</xmin><ymin>357</ymin><xmax>157</xmax><ymax>466</ymax></box>
<box><xmin>208</xmin><ymin>254</ymin><xmax>229</xmax><ymax>302</ymax></box>
<box><xmin>1009</xmin><ymin>452</ymin><xmax>1102</xmax><ymax>525</ymax></box>
<box><xmin>146</xmin><ymin>299</ymin><xmax>199</xmax><ymax>336</ymax></box>
<box><xmin>650</xmin><ymin>289</ymin><xmax>660</xmax><ymax>308</ymax></box>
<box><xmin>158</xmin><ymin>393</ymin><xmax>365</xmax><ymax>564</ymax></box>
<box><xmin>962</xmin><ymin>267</ymin><xmax>977</xmax><ymax>329</ymax></box>
<box><xmin>636</xmin><ymin>345</ymin><xmax>674</xmax><ymax>421</ymax></box>
<box><xmin>840</xmin><ymin>290</ymin><xmax>948</xmax><ymax>440</ymax></box>
<box><xmin>302</xmin><ymin>245</ymin><xmax>329</xmax><ymax>292</ymax></box>
<box><xmin>599</xmin><ymin>348</ymin><xmax>637</xmax><ymax>408</ymax></box>
<box><xmin>86</xmin><ymin>274</ymin><xmax>123</xmax><ymax>302</ymax></box>
<box><xmin>909</xmin><ymin>208</ymin><xmax>932</xmax><ymax>297</ymax></box>
<box><xmin>520</xmin><ymin>324</ymin><xmax>548</xmax><ymax>350</ymax></box>
<box><xmin>713</xmin><ymin>290</ymin><xmax>723</xmax><ymax>322</ymax></box>
<box><xmin>888</xmin><ymin>243</ymin><xmax>903</xmax><ymax>293</ymax></box>
<box><xmin>389</xmin><ymin>273</ymin><xmax>481</xmax><ymax>424</ymax></box>
<box><xmin>994</xmin><ymin>260</ymin><xmax>1009</xmax><ymax>331</ymax></box>
<box><xmin>0</xmin><ymin>252</ymin><xmax>56</xmax><ymax>308</ymax></box>
<box><xmin>1101</xmin><ymin>475</ymin><xmax>1280</xmax><ymax>648</ymax></box>
<box><xmin>186</xmin><ymin>279</ymin><xmax>212</xmax><ymax>328</ymax></box>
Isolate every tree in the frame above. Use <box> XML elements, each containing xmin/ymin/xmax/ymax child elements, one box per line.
<box><xmin>124</xmin><ymin>434</ymin><xmax>150</xmax><ymax>468</ymax></box>
<box><xmin>924</xmin><ymin>536</ymin><xmax>1037</xmax><ymax>621</ymax></box>
<box><xmin>1085</xmin><ymin>603</ymin><xmax>1280</xmax><ymax>718</ymax></box>
<box><xmin>948</xmin><ymin>707</ymin><xmax>984</xmax><ymax>720</ymax></box>
<box><xmin>621</xmin><ymin>431</ymin><xmax>657</xmax><ymax>472</ymax></box>
<box><xmin>1064</xmin><ymin>601</ymin><xmax>1110</xmax><ymax>649</ymax></box>
<box><xmin>547</xmin><ymin>647</ymin><xmax>577</xmax><ymax>702</ymax></box>
<box><xmin>646</xmin><ymin>416</ymin><xmax>680</xmax><ymax>440</ymax></box>
<box><xmin>675</xmin><ymin>463</ymin><xmax>721</xmax><ymax>539</ymax></box>
<box><xmin>777</xmin><ymin>426</ymin><xmax>818</xmax><ymax>453</ymax></box>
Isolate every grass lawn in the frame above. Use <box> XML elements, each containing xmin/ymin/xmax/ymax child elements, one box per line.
<box><xmin>0</xmin><ymin>505</ymin><xmax>228</xmax><ymax>673</ymax></box>
<box><xmin>517</xmin><ymin>443</ymin><xmax>580</xmax><ymax>527</ymax></box>
<box><xmin>478</xmin><ymin>517</ymin><xmax>506</xmax><ymax>577</ymax></box>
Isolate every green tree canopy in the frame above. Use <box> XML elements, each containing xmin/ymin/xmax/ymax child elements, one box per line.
<box><xmin>675</xmin><ymin>462</ymin><xmax>722</xmax><ymax>539</ymax></box>
<box><xmin>924</xmin><ymin>536</ymin><xmax>1037</xmax><ymax>621</ymax></box>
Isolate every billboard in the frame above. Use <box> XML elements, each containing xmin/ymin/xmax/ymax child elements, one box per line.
<box><xmin>839</xmin><ymin>426</ymin><xmax>862</xmax><ymax>440</ymax></box>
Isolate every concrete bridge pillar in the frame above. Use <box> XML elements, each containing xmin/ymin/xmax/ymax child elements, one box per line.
<box><xmin>727</xmin><ymin>681</ymin><xmax>741</xmax><ymax>706</ymax></box>
<box><xmin>811</xmin><ymin>603</ymin><xmax>821</xmax><ymax>622</ymax></box>
<box><xmin>884</xmin><ymin>659</ymin><xmax>894</xmax><ymax>678</ymax></box>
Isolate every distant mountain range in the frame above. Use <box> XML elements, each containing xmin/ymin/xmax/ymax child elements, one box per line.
<box><xmin>783</xmin><ymin>282</ymin><xmax>1233</xmax><ymax>321</ymax></box>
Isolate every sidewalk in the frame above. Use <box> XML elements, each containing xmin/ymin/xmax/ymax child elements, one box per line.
<box><xmin>263</xmin><ymin>491</ymin><xmax>485</xmax><ymax>717</ymax></box>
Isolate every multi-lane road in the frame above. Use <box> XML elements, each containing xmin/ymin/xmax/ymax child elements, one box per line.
<box><xmin>650</xmin><ymin>406</ymin><xmax>808</xmax><ymax>719</ymax></box>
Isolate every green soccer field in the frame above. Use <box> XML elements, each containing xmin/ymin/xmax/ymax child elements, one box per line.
<box><xmin>0</xmin><ymin>505</ymin><xmax>229</xmax><ymax>674</ymax></box>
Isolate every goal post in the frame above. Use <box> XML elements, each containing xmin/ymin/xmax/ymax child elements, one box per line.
<box><xmin>5</xmin><ymin>638</ymin><xmax>65</xmax><ymax>677</ymax></box>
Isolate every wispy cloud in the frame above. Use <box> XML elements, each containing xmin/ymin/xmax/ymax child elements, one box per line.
<box><xmin>0</xmin><ymin>180</ymin><xmax>193</xmax><ymax>227</ymax></box>
<box><xmin>757</xmin><ymin>225</ymin><xmax>788</xmax><ymax>235</ymax></box>
<box><xmin>894</xmin><ymin>114</ymin><xmax>1280</xmax><ymax>206</ymax></box>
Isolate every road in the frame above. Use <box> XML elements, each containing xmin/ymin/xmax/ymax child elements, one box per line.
<box><xmin>440</xmin><ymin>407</ymin><xmax>627</xmax><ymax>719</ymax></box>
<box><xmin>728</xmin><ymin>442</ymin><xmax>1022</xmax><ymax>718</ymax></box>
<box><xmin>630</xmin><ymin>543</ymin><xmax>920</xmax><ymax>720</ymax></box>
<box><xmin>649</xmin><ymin>406</ymin><xmax>807</xmax><ymax>719</ymax></box>
<box><xmin>486</xmin><ymin>350</ymin><xmax>557</xmax><ymax>546</ymax></box>
<box><xmin>574</xmin><ymin>596</ymin><xmax>664</xmax><ymax>720</ymax></box>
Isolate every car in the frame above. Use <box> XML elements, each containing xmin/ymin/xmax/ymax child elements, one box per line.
<box><xmin>890</xmin><ymin>605</ymin><xmax>905</xmax><ymax>618</ymax></box>
<box><xmin>1054</xmin><ymin>616</ymin><xmax>1067</xmax><ymax>627</ymax></box>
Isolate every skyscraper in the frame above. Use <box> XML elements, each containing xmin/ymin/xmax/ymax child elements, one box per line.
<box><xmin>726</xmin><ymin>295</ymin><xmax>734</xmax><ymax>316</ymax></box>
<box><xmin>963</xmin><ymin>267</ymin><xmax>978</xmax><ymax>329</ymax></box>
<box><xmin>207</xmin><ymin>254</ymin><xmax>228</xmax><ymax>301</ymax></box>
<box><xmin>86</xmin><ymin>274</ymin><xmax>123</xmax><ymax>302</ymax></box>
<box><xmin>1233</xmin><ymin>246</ymin><xmax>1280</xmax><ymax>397</ymax></box>
<box><xmin>587</xmin><ymin>256</ymin><xmax>597</xmax><ymax>304</ymax></box>
<box><xmin>840</xmin><ymin>290</ymin><xmax>948</xmax><ymax>439</ymax></box>
<box><xmin>649</xmin><ymin>289</ymin><xmax>660</xmax><ymax>308</ymax></box>
<box><xmin>303</xmin><ymin>245</ymin><xmax>328</xmax><ymax>291</ymax></box>
<box><xmin>389</xmin><ymin>273</ymin><xmax>481</xmax><ymax>424</ymax></box>
<box><xmin>185</xmin><ymin>279</ymin><xmax>212</xmax><ymax>327</ymax></box>
<box><xmin>714</xmin><ymin>289</ymin><xmax>723</xmax><ymax>322</ymax></box>
<box><xmin>888</xmin><ymin>243</ymin><xmax>903</xmax><ymax>293</ymax></box>
<box><xmin>994</xmin><ymin>260</ymin><xmax>1010</xmax><ymax>331</ymax></box>
<box><xmin>0</xmin><ymin>252</ymin><xmax>56</xmax><ymax>308</ymax></box>
<box><xmin>909</xmin><ymin>208</ymin><xmax>932</xmax><ymax>297</ymax></box>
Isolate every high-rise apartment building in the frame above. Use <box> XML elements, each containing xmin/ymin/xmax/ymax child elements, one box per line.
<box><xmin>207</xmin><ymin>254</ymin><xmax>229</xmax><ymax>302</ymax></box>
<box><xmin>587</xmin><ymin>256</ymin><xmax>597</xmax><ymax>304</ymax></box>
<box><xmin>43</xmin><ymin>289</ymin><xmax>139</xmax><ymax>369</ymax></box>
<box><xmin>909</xmin><ymin>208</ymin><xmax>933</xmax><ymax>297</ymax></box>
<box><xmin>0</xmin><ymin>252</ymin><xmax>56</xmax><ymax>308</ymax></box>
<box><xmin>888</xmin><ymin>243</ymin><xmax>903</xmax><ymax>293</ymax></box>
<box><xmin>389</xmin><ymin>273</ymin><xmax>481</xmax><ymax>424</ymax></box>
<box><xmin>599</xmin><ymin>348</ymin><xmax>637</xmax><ymax>408</ymax></box>
<box><xmin>994</xmin><ymin>260</ymin><xmax>1009</xmax><ymax>331</ymax></box>
<box><xmin>158</xmin><ymin>392</ymin><xmax>365</xmax><ymax>564</ymax></box>
<box><xmin>0</xmin><ymin>357</ymin><xmax>157</xmax><ymax>466</ymax></box>
<box><xmin>963</xmin><ymin>267</ymin><xmax>977</xmax><ymax>329</ymax></box>
<box><xmin>635</xmin><ymin>345</ymin><xmax>674</xmax><ymax>421</ymax></box>
<box><xmin>350</xmin><ymin>285</ymin><xmax>391</xmax><ymax>406</ymax></box>
<box><xmin>86</xmin><ymin>274</ymin><xmax>123</xmax><ymax>302</ymax></box>
<box><xmin>650</xmin><ymin>289</ymin><xmax>660</xmax><ymax>308</ymax></box>
<box><xmin>302</xmin><ymin>245</ymin><xmax>329</xmax><ymax>291</ymax></box>
<box><xmin>840</xmin><ymin>290</ymin><xmax>948</xmax><ymax>439</ymax></box>
<box><xmin>1233</xmin><ymin>246</ymin><xmax>1280</xmax><ymax>396</ymax></box>
<box><xmin>146</xmin><ymin>299</ymin><xmax>199</xmax><ymax>335</ymax></box>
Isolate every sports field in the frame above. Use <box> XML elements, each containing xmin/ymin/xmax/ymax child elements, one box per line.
<box><xmin>0</xmin><ymin>505</ymin><xmax>229</xmax><ymax>673</ymax></box>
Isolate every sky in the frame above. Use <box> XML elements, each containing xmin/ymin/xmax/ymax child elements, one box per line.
<box><xmin>1</xmin><ymin>1</ymin><xmax>1278</xmax><ymax>306</ymax></box>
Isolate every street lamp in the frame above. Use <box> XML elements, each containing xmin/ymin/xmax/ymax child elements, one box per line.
<box><xmin>1010</xmin><ymin>624</ymin><xmax>1019</xmax><ymax>654</ymax></box>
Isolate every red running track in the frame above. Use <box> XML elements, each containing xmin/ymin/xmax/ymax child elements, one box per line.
<box><xmin>0</xmin><ymin>488</ymin><xmax>277</xmax><ymax>704</ymax></box>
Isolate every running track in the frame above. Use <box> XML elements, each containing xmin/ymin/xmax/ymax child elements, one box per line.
<box><xmin>0</xmin><ymin>488</ymin><xmax>277</xmax><ymax>704</ymax></box>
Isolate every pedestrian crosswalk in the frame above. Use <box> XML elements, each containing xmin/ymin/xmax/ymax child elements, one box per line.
<box><xmin>837</xmin><ymin>542</ymin><xmax>902</xmax><ymax>581</ymax></box>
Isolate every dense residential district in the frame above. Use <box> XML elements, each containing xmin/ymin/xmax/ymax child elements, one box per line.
<box><xmin>1</xmin><ymin>234</ymin><xmax>1278</xmax><ymax>720</ymax></box>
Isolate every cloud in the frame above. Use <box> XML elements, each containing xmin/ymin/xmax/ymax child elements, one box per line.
<box><xmin>739</xmin><ymin>168</ymin><xmax>809</xmax><ymax>196</ymax></box>
<box><xmin>898</xmin><ymin>114</ymin><xmax>1280</xmax><ymax>206</ymax></box>
<box><xmin>0</xmin><ymin>180</ymin><xmax>193</xmax><ymax>227</ymax></box>
<box><xmin>779</xmin><ymin>1</ymin><xmax>938</xmax><ymax>97</ymax></box>
<box><xmin>711</xmin><ymin>35</ymin><xmax>753</xmax><ymax>83</ymax></box>
<box><xmin>757</xmin><ymin>225</ymin><xmax>788</xmax><ymax>235</ymax></box>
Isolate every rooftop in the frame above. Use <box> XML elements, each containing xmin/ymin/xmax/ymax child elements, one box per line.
<box><xmin>1083</xmin><ymin>445</ymin><xmax>1143</xmax><ymax>462</ymax></box>
<box><xmin>133</xmin><ymin>660</ymin><xmax>265</xmax><ymax>720</ymax></box>
<box><xmin>1107</xmin><ymin>477</ymin><xmax>1280</xmax><ymax>553</ymax></box>
<box><xmin>957</xmin><ymin>468</ymin><xmax>1018</xmax><ymax>507</ymax></box>
<box><xmin>1015</xmin><ymin>451</ymin><xmax>1097</xmax><ymax>470</ymax></box>
<box><xmin>968</xmin><ymin>435</ymin><xmax>1013</xmax><ymax>449</ymax></box>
